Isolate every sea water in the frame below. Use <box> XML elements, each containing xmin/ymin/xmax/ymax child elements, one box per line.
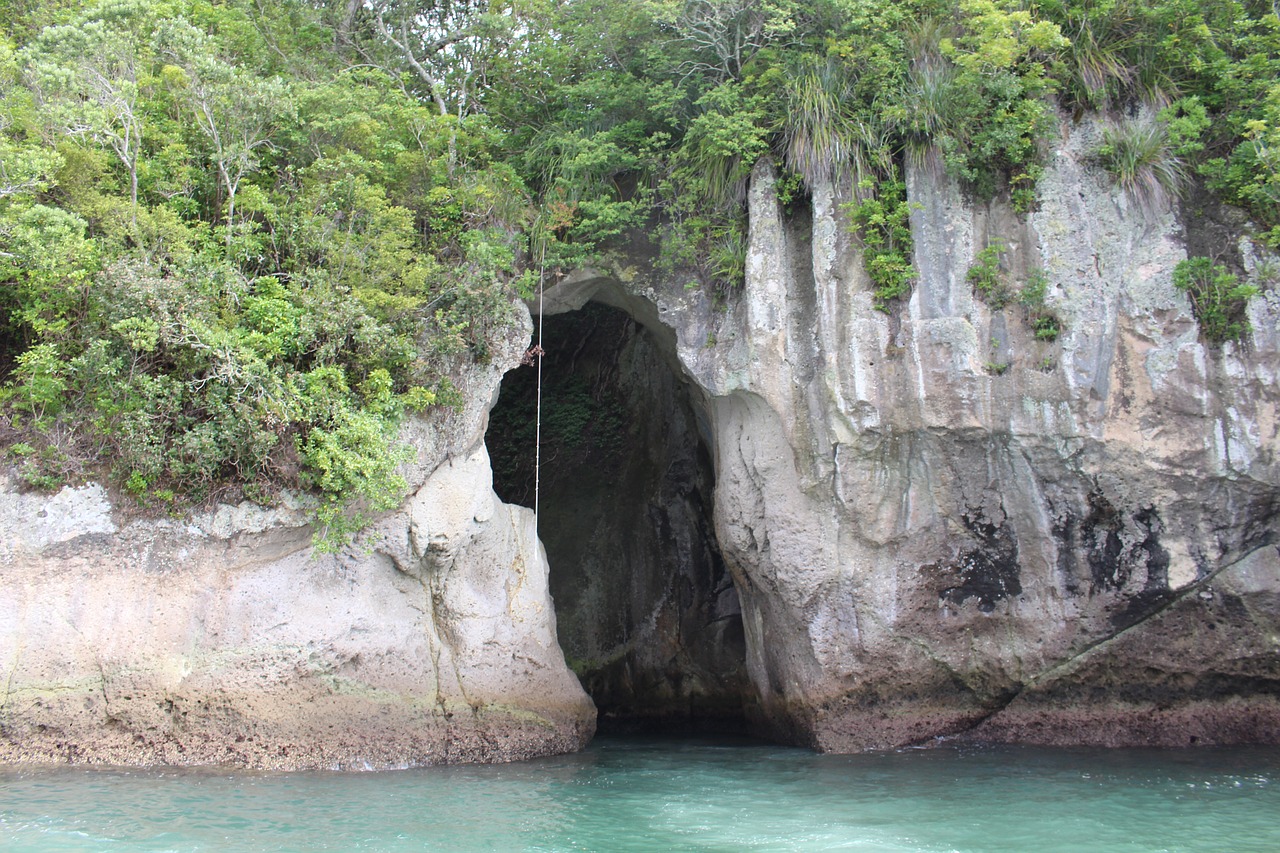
<box><xmin>2</xmin><ymin>737</ymin><xmax>1278</xmax><ymax>852</ymax></box>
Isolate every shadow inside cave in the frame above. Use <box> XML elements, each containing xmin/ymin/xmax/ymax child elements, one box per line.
<box><xmin>485</xmin><ymin>298</ymin><xmax>752</xmax><ymax>735</ymax></box>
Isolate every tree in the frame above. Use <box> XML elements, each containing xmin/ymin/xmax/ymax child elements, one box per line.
<box><xmin>363</xmin><ymin>0</ymin><xmax>510</xmax><ymax>116</ymax></box>
<box><xmin>158</xmin><ymin>18</ymin><xmax>293</xmax><ymax>247</ymax></box>
<box><xmin>649</xmin><ymin>0</ymin><xmax>801</xmax><ymax>81</ymax></box>
<box><xmin>19</xmin><ymin>0</ymin><xmax>153</xmax><ymax>224</ymax></box>
<box><xmin>0</xmin><ymin>38</ymin><xmax>61</xmax><ymax>202</ymax></box>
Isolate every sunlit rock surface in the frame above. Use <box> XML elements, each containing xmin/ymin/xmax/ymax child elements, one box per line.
<box><xmin>620</xmin><ymin>120</ymin><xmax>1279</xmax><ymax>750</ymax></box>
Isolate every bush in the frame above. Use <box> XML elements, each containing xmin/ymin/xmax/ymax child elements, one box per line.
<box><xmin>3</xmin><ymin>343</ymin><xmax>67</xmax><ymax>426</ymax></box>
<box><xmin>302</xmin><ymin>402</ymin><xmax>410</xmax><ymax>552</ymax></box>
<box><xmin>846</xmin><ymin>171</ymin><xmax>915</xmax><ymax>312</ymax></box>
<box><xmin>1018</xmin><ymin>269</ymin><xmax>1061</xmax><ymax>342</ymax></box>
<box><xmin>967</xmin><ymin>242</ymin><xmax>1012</xmax><ymax>308</ymax></box>
<box><xmin>1172</xmin><ymin>257</ymin><xmax>1259</xmax><ymax>344</ymax></box>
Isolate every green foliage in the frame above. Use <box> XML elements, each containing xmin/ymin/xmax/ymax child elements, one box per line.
<box><xmin>898</xmin><ymin>1</ymin><xmax>1066</xmax><ymax>210</ymax></box>
<box><xmin>1172</xmin><ymin>256</ymin><xmax>1260</xmax><ymax>344</ymax></box>
<box><xmin>0</xmin><ymin>0</ymin><xmax>533</xmax><ymax>550</ymax></box>
<box><xmin>156</xmin><ymin>14</ymin><xmax>295</xmax><ymax>244</ymax></box>
<box><xmin>1050</xmin><ymin>0</ymin><xmax>1137</xmax><ymax>110</ymax></box>
<box><xmin>18</xmin><ymin>0</ymin><xmax>154</xmax><ymax>215</ymax></box>
<box><xmin>681</xmin><ymin>82</ymin><xmax>772</xmax><ymax>206</ymax></box>
<box><xmin>5</xmin><ymin>438</ymin><xmax>69</xmax><ymax>490</ymax></box>
<box><xmin>303</xmin><ymin>402</ymin><xmax>410</xmax><ymax>552</ymax></box>
<box><xmin>967</xmin><ymin>241</ymin><xmax>1012</xmax><ymax>308</ymax></box>
<box><xmin>967</xmin><ymin>247</ymin><xmax>1062</xmax><ymax>341</ymax></box>
<box><xmin>652</xmin><ymin>80</ymin><xmax>768</xmax><ymax>290</ymax></box>
<box><xmin>3</xmin><ymin>342</ymin><xmax>67</xmax><ymax>424</ymax></box>
<box><xmin>2</xmin><ymin>0</ymin><xmax>1277</xmax><ymax>543</ymax></box>
<box><xmin>0</xmin><ymin>204</ymin><xmax>101</xmax><ymax>343</ymax></box>
<box><xmin>1039</xmin><ymin>0</ymin><xmax>1280</xmax><ymax>243</ymax></box>
<box><xmin>776</xmin><ymin>54</ymin><xmax>865</xmax><ymax>186</ymax></box>
<box><xmin>540</xmin><ymin>375</ymin><xmax>624</xmax><ymax>456</ymax></box>
<box><xmin>0</xmin><ymin>40</ymin><xmax>63</xmax><ymax>201</ymax></box>
<box><xmin>1094</xmin><ymin>116</ymin><xmax>1187</xmax><ymax>214</ymax></box>
<box><xmin>846</xmin><ymin>170</ymin><xmax>915</xmax><ymax>311</ymax></box>
<box><xmin>984</xmin><ymin>335</ymin><xmax>1010</xmax><ymax>375</ymax></box>
<box><xmin>1018</xmin><ymin>268</ymin><xmax>1061</xmax><ymax>342</ymax></box>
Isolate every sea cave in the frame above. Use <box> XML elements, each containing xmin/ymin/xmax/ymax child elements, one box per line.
<box><xmin>485</xmin><ymin>296</ymin><xmax>752</xmax><ymax>734</ymax></box>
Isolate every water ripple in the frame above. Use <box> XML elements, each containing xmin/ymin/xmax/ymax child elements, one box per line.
<box><xmin>2</xmin><ymin>739</ymin><xmax>1278</xmax><ymax>852</ymax></box>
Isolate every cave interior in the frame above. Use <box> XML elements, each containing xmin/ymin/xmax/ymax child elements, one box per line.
<box><xmin>485</xmin><ymin>299</ymin><xmax>752</xmax><ymax>734</ymax></box>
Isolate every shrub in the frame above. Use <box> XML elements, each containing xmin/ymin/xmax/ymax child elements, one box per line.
<box><xmin>1172</xmin><ymin>257</ymin><xmax>1259</xmax><ymax>344</ymax></box>
<box><xmin>967</xmin><ymin>242</ymin><xmax>1012</xmax><ymax>308</ymax></box>
<box><xmin>846</xmin><ymin>171</ymin><xmax>915</xmax><ymax>312</ymax></box>
<box><xmin>302</xmin><ymin>402</ymin><xmax>410</xmax><ymax>552</ymax></box>
<box><xmin>4</xmin><ymin>343</ymin><xmax>68</xmax><ymax>426</ymax></box>
<box><xmin>1018</xmin><ymin>269</ymin><xmax>1061</xmax><ymax>342</ymax></box>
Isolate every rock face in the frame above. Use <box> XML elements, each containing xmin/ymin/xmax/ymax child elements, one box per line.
<box><xmin>0</xmin><ymin>313</ymin><xmax>594</xmax><ymax>770</ymax></box>
<box><xmin>2</xmin><ymin>115</ymin><xmax>1277</xmax><ymax>767</ymax></box>
<box><xmin>608</xmin><ymin>118</ymin><xmax>1279</xmax><ymax>750</ymax></box>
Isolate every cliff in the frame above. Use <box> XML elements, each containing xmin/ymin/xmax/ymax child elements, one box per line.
<box><xmin>0</xmin><ymin>314</ymin><xmax>595</xmax><ymax>769</ymax></box>
<box><xmin>2</xmin><ymin>116</ymin><xmax>1277</xmax><ymax>766</ymax></box>
<box><xmin>663</xmin><ymin>119</ymin><xmax>1280</xmax><ymax>749</ymax></box>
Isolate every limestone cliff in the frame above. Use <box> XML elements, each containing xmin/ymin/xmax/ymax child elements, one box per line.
<box><xmin>2</xmin><ymin>115</ymin><xmax>1277</xmax><ymax>766</ymax></box>
<box><xmin>0</xmin><ymin>314</ymin><xmax>594</xmax><ymax>769</ymax></box>
<box><xmin>614</xmin><ymin>117</ymin><xmax>1280</xmax><ymax>750</ymax></box>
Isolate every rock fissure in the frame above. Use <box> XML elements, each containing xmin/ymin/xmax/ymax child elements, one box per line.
<box><xmin>1086</xmin><ymin>551</ymin><xmax>1256</xmax><ymax>659</ymax></box>
<box><xmin>947</xmin><ymin>541</ymin><xmax>1280</xmax><ymax>745</ymax></box>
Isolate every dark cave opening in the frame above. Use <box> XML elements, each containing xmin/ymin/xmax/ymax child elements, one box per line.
<box><xmin>486</xmin><ymin>299</ymin><xmax>751</xmax><ymax>734</ymax></box>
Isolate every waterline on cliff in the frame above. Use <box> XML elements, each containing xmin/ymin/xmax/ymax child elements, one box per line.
<box><xmin>3</xmin><ymin>738</ymin><xmax>1278</xmax><ymax>852</ymax></box>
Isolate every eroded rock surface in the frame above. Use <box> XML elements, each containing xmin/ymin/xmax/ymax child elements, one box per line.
<box><xmin>546</xmin><ymin>118</ymin><xmax>1280</xmax><ymax>750</ymax></box>
<box><xmin>0</xmin><ymin>310</ymin><xmax>594</xmax><ymax>770</ymax></box>
<box><xmin>2</xmin><ymin>116</ymin><xmax>1277</xmax><ymax>766</ymax></box>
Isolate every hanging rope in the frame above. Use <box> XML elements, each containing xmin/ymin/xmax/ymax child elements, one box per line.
<box><xmin>533</xmin><ymin>238</ymin><xmax>546</xmax><ymax>527</ymax></box>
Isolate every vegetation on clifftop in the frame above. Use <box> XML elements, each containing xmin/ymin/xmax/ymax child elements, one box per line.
<box><xmin>0</xmin><ymin>0</ymin><xmax>533</xmax><ymax>545</ymax></box>
<box><xmin>1</xmin><ymin>0</ymin><xmax>1276</xmax><ymax>542</ymax></box>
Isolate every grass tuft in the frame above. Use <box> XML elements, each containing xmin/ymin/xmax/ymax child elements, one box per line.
<box><xmin>778</xmin><ymin>55</ymin><xmax>882</xmax><ymax>187</ymax></box>
<box><xmin>1095</xmin><ymin>117</ymin><xmax>1187</xmax><ymax>216</ymax></box>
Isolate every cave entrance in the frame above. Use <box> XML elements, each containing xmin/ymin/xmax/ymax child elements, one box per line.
<box><xmin>486</xmin><ymin>296</ymin><xmax>751</xmax><ymax>734</ymax></box>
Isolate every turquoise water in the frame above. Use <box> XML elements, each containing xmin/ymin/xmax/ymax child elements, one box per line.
<box><xmin>3</xmin><ymin>737</ymin><xmax>1278</xmax><ymax>852</ymax></box>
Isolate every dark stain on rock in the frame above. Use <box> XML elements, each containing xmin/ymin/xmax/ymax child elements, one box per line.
<box><xmin>937</xmin><ymin>511</ymin><xmax>1022</xmax><ymax>613</ymax></box>
<box><xmin>1053</xmin><ymin>511</ymin><xmax>1082</xmax><ymax>595</ymax></box>
<box><xmin>1066</xmin><ymin>491</ymin><xmax>1173</xmax><ymax>604</ymax></box>
<box><xmin>1240</xmin><ymin>493</ymin><xmax>1279</xmax><ymax>556</ymax></box>
<box><xmin>1084</xmin><ymin>490</ymin><xmax>1126</xmax><ymax>591</ymax></box>
<box><xmin>1111</xmin><ymin>504</ymin><xmax>1177</xmax><ymax>627</ymax></box>
<box><xmin>1215</xmin><ymin>590</ymin><xmax>1254</xmax><ymax>624</ymax></box>
<box><xmin>1054</xmin><ymin>490</ymin><xmax>1180</xmax><ymax>626</ymax></box>
<box><xmin>1133</xmin><ymin>505</ymin><xmax>1172</xmax><ymax>590</ymax></box>
<box><xmin>1111</xmin><ymin>588</ymin><xmax>1176</xmax><ymax>631</ymax></box>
